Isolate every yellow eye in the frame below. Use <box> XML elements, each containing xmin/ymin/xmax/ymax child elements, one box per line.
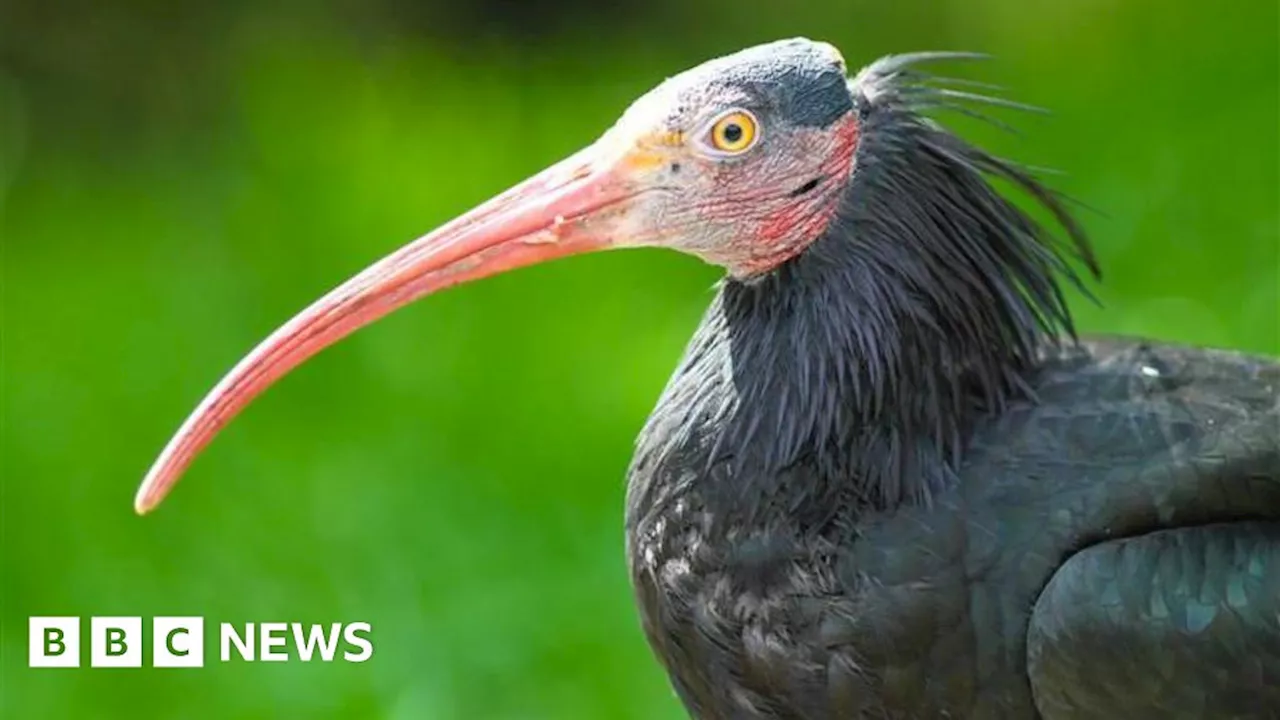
<box><xmin>709</xmin><ymin>111</ymin><xmax>758</xmax><ymax>153</ymax></box>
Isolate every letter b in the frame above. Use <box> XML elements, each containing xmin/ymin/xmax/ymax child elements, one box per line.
<box><xmin>91</xmin><ymin>617</ymin><xmax>141</xmax><ymax>667</ymax></box>
<box><xmin>29</xmin><ymin>617</ymin><xmax>80</xmax><ymax>668</ymax></box>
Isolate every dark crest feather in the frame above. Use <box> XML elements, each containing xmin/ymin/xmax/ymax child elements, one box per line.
<box><xmin>629</xmin><ymin>53</ymin><xmax>1100</xmax><ymax>531</ymax></box>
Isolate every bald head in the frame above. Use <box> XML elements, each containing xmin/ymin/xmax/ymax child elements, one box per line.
<box><xmin>665</xmin><ymin>38</ymin><xmax>854</xmax><ymax>129</ymax></box>
<box><xmin>596</xmin><ymin>37</ymin><xmax>861</xmax><ymax>275</ymax></box>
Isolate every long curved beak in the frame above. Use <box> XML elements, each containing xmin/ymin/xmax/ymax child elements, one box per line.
<box><xmin>135</xmin><ymin>140</ymin><xmax>649</xmax><ymax>514</ymax></box>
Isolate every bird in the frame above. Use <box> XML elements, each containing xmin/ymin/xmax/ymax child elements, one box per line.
<box><xmin>134</xmin><ymin>38</ymin><xmax>1280</xmax><ymax>719</ymax></box>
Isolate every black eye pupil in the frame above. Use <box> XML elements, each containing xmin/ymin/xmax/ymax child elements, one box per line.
<box><xmin>722</xmin><ymin>123</ymin><xmax>743</xmax><ymax>143</ymax></box>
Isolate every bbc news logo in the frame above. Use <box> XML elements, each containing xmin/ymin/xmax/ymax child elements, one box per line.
<box><xmin>29</xmin><ymin>617</ymin><xmax>373</xmax><ymax>667</ymax></box>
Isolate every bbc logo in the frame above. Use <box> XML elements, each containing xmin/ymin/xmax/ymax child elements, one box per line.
<box><xmin>30</xmin><ymin>616</ymin><xmax>373</xmax><ymax>667</ymax></box>
<box><xmin>29</xmin><ymin>616</ymin><xmax>203</xmax><ymax>668</ymax></box>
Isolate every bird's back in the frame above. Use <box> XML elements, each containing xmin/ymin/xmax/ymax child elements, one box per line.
<box><xmin>626</xmin><ymin>336</ymin><xmax>1280</xmax><ymax>719</ymax></box>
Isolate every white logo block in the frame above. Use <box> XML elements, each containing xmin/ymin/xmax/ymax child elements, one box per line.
<box><xmin>90</xmin><ymin>616</ymin><xmax>142</xmax><ymax>668</ymax></box>
<box><xmin>153</xmin><ymin>617</ymin><xmax>204</xmax><ymax>667</ymax></box>
<box><xmin>29</xmin><ymin>617</ymin><xmax>80</xmax><ymax>667</ymax></box>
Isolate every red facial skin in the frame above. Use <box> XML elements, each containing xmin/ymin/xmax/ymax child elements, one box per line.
<box><xmin>721</xmin><ymin>117</ymin><xmax>860</xmax><ymax>276</ymax></box>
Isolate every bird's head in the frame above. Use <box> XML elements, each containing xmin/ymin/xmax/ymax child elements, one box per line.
<box><xmin>134</xmin><ymin>38</ymin><xmax>866</xmax><ymax>513</ymax></box>
<box><xmin>589</xmin><ymin>38</ymin><xmax>860</xmax><ymax>275</ymax></box>
<box><xmin>134</xmin><ymin>37</ymin><xmax>1094</xmax><ymax>514</ymax></box>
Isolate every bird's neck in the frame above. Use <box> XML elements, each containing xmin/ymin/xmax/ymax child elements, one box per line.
<box><xmin>629</xmin><ymin>253</ymin><xmax>986</xmax><ymax>533</ymax></box>
<box><xmin>628</xmin><ymin>101</ymin><xmax>1094</xmax><ymax>532</ymax></box>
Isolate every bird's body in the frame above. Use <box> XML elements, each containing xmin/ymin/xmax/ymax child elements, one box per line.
<box><xmin>629</xmin><ymin>334</ymin><xmax>1280</xmax><ymax>718</ymax></box>
<box><xmin>135</xmin><ymin>38</ymin><xmax>1280</xmax><ymax>720</ymax></box>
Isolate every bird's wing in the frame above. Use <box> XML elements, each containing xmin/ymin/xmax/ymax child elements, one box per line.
<box><xmin>1028</xmin><ymin>522</ymin><xmax>1280</xmax><ymax>719</ymax></box>
<box><xmin>1023</xmin><ymin>336</ymin><xmax>1280</xmax><ymax>719</ymax></box>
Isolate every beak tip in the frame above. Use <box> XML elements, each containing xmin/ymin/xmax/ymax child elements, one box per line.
<box><xmin>133</xmin><ymin>489</ymin><xmax>155</xmax><ymax>516</ymax></box>
<box><xmin>133</xmin><ymin>467</ymin><xmax>166</xmax><ymax>516</ymax></box>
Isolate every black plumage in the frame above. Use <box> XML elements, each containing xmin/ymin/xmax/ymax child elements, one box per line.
<box><xmin>625</xmin><ymin>51</ymin><xmax>1280</xmax><ymax>719</ymax></box>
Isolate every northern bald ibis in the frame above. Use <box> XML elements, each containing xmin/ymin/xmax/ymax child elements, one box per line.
<box><xmin>136</xmin><ymin>39</ymin><xmax>1280</xmax><ymax>719</ymax></box>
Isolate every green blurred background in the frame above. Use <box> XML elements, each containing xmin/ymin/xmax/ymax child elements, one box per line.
<box><xmin>2</xmin><ymin>0</ymin><xmax>1276</xmax><ymax>717</ymax></box>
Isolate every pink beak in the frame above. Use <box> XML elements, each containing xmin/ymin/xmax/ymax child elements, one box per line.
<box><xmin>135</xmin><ymin>141</ymin><xmax>650</xmax><ymax>514</ymax></box>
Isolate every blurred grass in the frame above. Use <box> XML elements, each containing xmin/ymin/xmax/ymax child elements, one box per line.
<box><xmin>1</xmin><ymin>0</ymin><xmax>1277</xmax><ymax>717</ymax></box>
